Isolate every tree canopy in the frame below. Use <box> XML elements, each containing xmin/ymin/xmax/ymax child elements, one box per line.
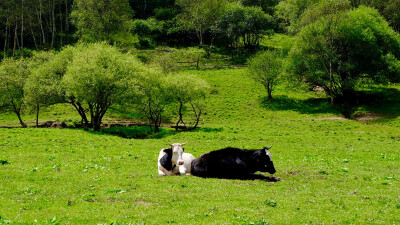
<box><xmin>289</xmin><ymin>6</ymin><xmax>400</xmax><ymax>101</ymax></box>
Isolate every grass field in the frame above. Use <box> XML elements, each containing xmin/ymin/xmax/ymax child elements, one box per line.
<box><xmin>1</xmin><ymin>68</ymin><xmax>400</xmax><ymax>224</ymax></box>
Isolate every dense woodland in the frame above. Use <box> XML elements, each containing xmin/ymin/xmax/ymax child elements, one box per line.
<box><xmin>1</xmin><ymin>0</ymin><xmax>400</xmax><ymax>56</ymax></box>
<box><xmin>1</xmin><ymin>0</ymin><xmax>400</xmax><ymax>131</ymax></box>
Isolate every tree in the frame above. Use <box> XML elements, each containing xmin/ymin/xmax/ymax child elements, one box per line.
<box><xmin>299</xmin><ymin>0</ymin><xmax>351</xmax><ymax>105</ymax></box>
<box><xmin>288</xmin><ymin>6</ymin><xmax>400</xmax><ymax>102</ymax></box>
<box><xmin>0</xmin><ymin>57</ymin><xmax>30</xmax><ymax>127</ymax></box>
<box><xmin>0</xmin><ymin>0</ymin><xmax>74</xmax><ymax>57</ymax></box>
<box><xmin>216</xmin><ymin>5</ymin><xmax>274</xmax><ymax>49</ymax></box>
<box><xmin>63</xmin><ymin>42</ymin><xmax>142</xmax><ymax>131</ymax></box>
<box><xmin>134</xmin><ymin>70</ymin><xmax>171</xmax><ymax>133</ymax></box>
<box><xmin>247</xmin><ymin>50</ymin><xmax>283</xmax><ymax>100</ymax></box>
<box><xmin>275</xmin><ymin>0</ymin><xmax>321</xmax><ymax>34</ymax></box>
<box><xmin>24</xmin><ymin>50</ymin><xmax>63</xmax><ymax>127</ymax></box>
<box><xmin>70</xmin><ymin>0</ymin><xmax>134</xmax><ymax>44</ymax></box>
<box><xmin>176</xmin><ymin>0</ymin><xmax>227</xmax><ymax>48</ymax></box>
<box><xmin>241</xmin><ymin>0</ymin><xmax>280</xmax><ymax>15</ymax></box>
<box><xmin>166</xmin><ymin>73</ymin><xmax>209</xmax><ymax>130</ymax></box>
<box><xmin>381</xmin><ymin>0</ymin><xmax>400</xmax><ymax>33</ymax></box>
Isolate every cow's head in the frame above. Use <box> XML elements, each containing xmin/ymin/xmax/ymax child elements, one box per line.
<box><xmin>257</xmin><ymin>146</ymin><xmax>276</xmax><ymax>174</ymax></box>
<box><xmin>169</xmin><ymin>143</ymin><xmax>186</xmax><ymax>166</ymax></box>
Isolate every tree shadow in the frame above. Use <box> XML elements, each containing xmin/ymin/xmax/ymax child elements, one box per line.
<box><xmin>261</xmin><ymin>87</ymin><xmax>400</xmax><ymax>121</ymax></box>
<box><xmin>90</xmin><ymin>126</ymin><xmax>224</xmax><ymax>139</ymax></box>
<box><xmin>349</xmin><ymin>87</ymin><xmax>400</xmax><ymax>115</ymax></box>
<box><xmin>187</xmin><ymin>127</ymin><xmax>223</xmax><ymax>133</ymax></box>
<box><xmin>91</xmin><ymin>126</ymin><xmax>176</xmax><ymax>139</ymax></box>
<box><xmin>261</xmin><ymin>95</ymin><xmax>341</xmax><ymax>114</ymax></box>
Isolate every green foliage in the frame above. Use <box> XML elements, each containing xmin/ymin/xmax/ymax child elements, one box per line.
<box><xmin>1</xmin><ymin>68</ymin><xmax>400</xmax><ymax>223</ymax></box>
<box><xmin>247</xmin><ymin>50</ymin><xmax>283</xmax><ymax>99</ymax></box>
<box><xmin>300</xmin><ymin>0</ymin><xmax>351</xmax><ymax>27</ymax></box>
<box><xmin>132</xmin><ymin>70</ymin><xmax>171</xmax><ymax>133</ymax></box>
<box><xmin>71</xmin><ymin>0</ymin><xmax>134</xmax><ymax>45</ymax></box>
<box><xmin>216</xmin><ymin>5</ymin><xmax>274</xmax><ymax>48</ymax></box>
<box><xmin>165</xmin><ymin>72</ymin><xmax>210</xmax><ymax>129</ymax></box>
<box><xmin>0</xmin><ymin>56</ymin><xmax>33</xmax><ymax>127</ymax></box>
<box><xmin>241</xmin><ymin>0</ymin><xmax>280</xmax><ymax>15</ymax></box>
<box><xmin>132</xmin><ymin>19</ymin><xmax>162</xmax><ymax>48</ymax></box>
<box><xmin>381</xmin><ymin>0</ymin><xmax>400</xmax><ymax>33</ymax></box>
<box><xmin>176</xmin><ymin>0</ymin><xmax>228</xmax><ymax>46</ymax></box>
<box><xmin>275</xmin><ymin>0</ymin><xmax>322</xmax><ymax>34</ymax></box>
<box><xmin>63</xmin><ymin>42</ymin><xmax>144</xmax><ymax>131</ymax></box>
<box><xmin>288</xmin><ymin>6</ymin><xmax>400</xmax><ymax>101</ymax></box>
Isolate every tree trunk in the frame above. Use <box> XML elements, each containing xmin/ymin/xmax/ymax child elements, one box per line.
<box><xmin>65</xmin><ymin>0</ymin><xmax>69</xmax><ymax>44</ymax></box>
<box><xmin>20</xmin><ymin>0</ymin><xmax>24</xmax><ymax>56</ymax></box>
<box><xmin>59</xmin><ymin>2</ymin><xmax>63</xmax><ymax>46</ymax></box>
<box><xmin>265</xmin><ymin>82</ymin><xmax>272</xmax><ymax>100</ymax></box>
<box><xmin>267</xmin><ymin>87</ymin><xmax>272</xmax><ymax>100</ymax></box>
<box><xmin>187</xmin><ymin>101</ymin><xmax>201</xmax><ymax>131</ymax></box>
<box><xmin>70</xmin><ymin>99</ymin><xmax>89</xmax><ymax>127</ymax></box>
<box><xmin>29</xmin><ymin>20</ymin><xmax>39</xmax><ymax>50</ymax></box>
<box><xmin>175</xmin><ymin>101</ymin><xmax>185</xmax><ymax>130</ymax></box>
<box><xmin>4</xmin><ymin>14</ymin><xmax>8</xmax><ymax>58</ymax></box>
<box><xmin>51</xmin><ymin>0</ymin><xmax>56</xmax><ymax>48</ymax></box>
<box><xmin>154</xmin><ymin>123</ymin><xmax>159</xmax><ymax>133</ymax></box>
<box><xmin>38</xmin><ymin>0</ymin><xmax>46</xmax><ymax>46</ymax></box>
<box><xmin>12</xmin><ymin>103</ymin><xmax>27</xmax><ymax>128</ymax></box>
<box><xmin>92</xmin><ymin>116</ymin><xmax>101</xmax><ymax>131</ymax></box>
<box><xmin>36</xmin><ymin>103</ymin><xmax>40</xmax><ymax>127</ymax></box>
<box><xmin>16</xmin><ymin>111</ymin><xmax>27</xmax><ymax>128</ymax></box>
<box><xmin>13</xmin><ymin>24</ymin><xmax>18</xmax><ymax>57</ymax></box>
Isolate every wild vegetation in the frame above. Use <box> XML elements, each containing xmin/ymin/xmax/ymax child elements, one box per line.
<box><xmin>1</xmin><ymin>0</ymin><xmax>400</xmax><ymax>223</ymax></box>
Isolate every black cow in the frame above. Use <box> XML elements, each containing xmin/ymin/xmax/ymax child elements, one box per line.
<box><xmin>191</xmin><ymin>146</ymin><xmax>280</xmax><ymax>181</ymax></box>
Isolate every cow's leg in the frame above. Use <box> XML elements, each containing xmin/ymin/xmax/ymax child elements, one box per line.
<box><xmin>159</xmin><ymin>167</ymin><xmax>175</xmax><ymax>176</ymax></box>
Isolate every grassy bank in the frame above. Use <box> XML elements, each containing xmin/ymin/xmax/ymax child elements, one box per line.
<box><xmin>1</xmin><ymin>68</ymin><xmax>400</xmax><ymax>224</ymax></box>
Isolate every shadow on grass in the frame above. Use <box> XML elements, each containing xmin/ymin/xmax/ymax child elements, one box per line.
<box><xmin>351</xmin><ymin>87</ymin><xmax>400</xmax><ymax>115</ymax></box>
<box><xmin>261</xmin><ymin>87</ymin><xmax>400</xmax><ymax>121</ymax></box>
<box><xmin>187</xmin><ymin>127</ymin><xmax>223</xmax><ymax>133</ymax></box>
<box><xmin>261</xmin><ymin>95</ymin><xmax>341</xmax><ymax>114</ymax></box>
<box><xmin>92</xmin><ymin>126</ymin><xmax>224</xmax><ymax>139</ymax></box>
<box><xmin>91</xmin><ymin>126</ymin><xmax>176</xmax><ymax>139</ymax></box>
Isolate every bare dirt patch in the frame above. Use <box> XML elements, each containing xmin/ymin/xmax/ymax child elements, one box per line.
<box><xmin>133</xmin><ymin>201</ymin><xmax>153</xmax><ymax>206</ymax></box>
<box><xmin>317</xmin><ymin>113</ymin><xmax>387</xmax><ymax>122</ymax></box>
<box><xmin>315</xmin><ymin>116</ymin><xmax>348</xmax><ymax>121</ymax></box>
<box><xmin>354</xmin><ymin>113</ymin><xmax>384</xmax><ymax>122</ymax></box>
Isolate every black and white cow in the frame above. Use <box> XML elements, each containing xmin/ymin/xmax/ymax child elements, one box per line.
<box><xmin>158</xmin><ymin>143</ymin><xmax>195</xmax><ymax>176</ymax></box>
<box><xmin>191</xmin><ymin>146</ymin><xmax>280</xmax><ymax>181</ymax></box>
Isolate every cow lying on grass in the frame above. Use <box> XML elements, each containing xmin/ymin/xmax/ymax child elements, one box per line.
<box><xmin>158</xmin><ymin>143</ymin><xmax>195</xmax><ymax>176</ymax></box>
<box><xmin>191</xmin><ymin>146</ymin><xmax>281</xmax><ymax>181</ymax></box>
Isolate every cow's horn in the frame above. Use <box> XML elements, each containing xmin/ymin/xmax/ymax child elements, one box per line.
<box><xmin>169</xmin><ymin>143</ymin><xmax>173</xmax><ymax>146</ymax></box>
<box><xmin>181</xmin><ymin>142</ymin><xmax>187</xmax><ymax>146</ymax></box>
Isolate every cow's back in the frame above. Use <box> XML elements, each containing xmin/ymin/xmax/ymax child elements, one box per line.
<box><xmin>191</xmin><ymin>147</ymin><xmax>249</xmax><ymax>178</ymax></box>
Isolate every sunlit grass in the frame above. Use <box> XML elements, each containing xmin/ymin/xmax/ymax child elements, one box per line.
<box><xmin>1</xmin><ymin>68</ymin><xmax>400</xmax><ymax>224</ymax></box>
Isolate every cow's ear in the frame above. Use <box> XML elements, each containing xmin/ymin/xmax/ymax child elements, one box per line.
<box><xmin>163</xmin><ymin>148</ymin><xmax>172</xmax><ymax>154</ymax></box>
<box><xmin>264</xmin><ymin>146</ymin><xmax>272</xmax><ymax>151</ymax></box>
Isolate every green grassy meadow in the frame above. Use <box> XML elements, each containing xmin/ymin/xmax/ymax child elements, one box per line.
<box><xmin>1</xmin><ymin>68</ymin><xmax>400</xmax><ymax>224</ymax></box>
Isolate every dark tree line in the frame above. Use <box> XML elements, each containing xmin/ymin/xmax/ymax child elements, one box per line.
<box><xmin>1</xmin><ymin>0</ymin><xmax>399</xmax><ymax>60</ymax></box>
<box><xmin>0</xmin><ymin>0</ymin><xmax>74</xmax><ymax>58</ymax></box>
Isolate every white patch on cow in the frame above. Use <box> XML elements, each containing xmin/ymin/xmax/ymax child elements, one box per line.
<box><xmin>170</xmin><ymin>143</ymin><xmax>185</xmax><ymax>168</ymax></box>
<box><xmin>265</xmin><ymin>146</ymin><xmax>273</xmax><ymax>160</ymax></box>
<box><xmin>158</xmin><ymin>143</ymin><xmax>195</xmax><ymax>176</ymax></box>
